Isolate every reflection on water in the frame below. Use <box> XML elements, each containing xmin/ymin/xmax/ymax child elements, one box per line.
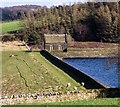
<box><xmin>63</xmin><ymin>58</ymin><xmax>118</xmax><ymax>88</ymax></box>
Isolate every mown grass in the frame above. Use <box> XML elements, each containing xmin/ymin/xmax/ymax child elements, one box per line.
<box><xmin>2</xmin><ymin>51</ymin><xmax>83</xmax><ymax>96</ymax></box>
<box><xmin>39</xmin><ymin>98</ymin><xmax>119</xmax><ymax>105</ymax></box>
<box><xmin>1</xmin><ymin>21</ymin><xmax>23</xmax><ymax>33</ymax></box>
<box><xmin>6</xmin><ymin>98</ymin><xmax>118</xmax><ymax>106</ymax></box>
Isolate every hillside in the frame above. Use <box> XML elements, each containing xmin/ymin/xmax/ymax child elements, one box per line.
<box><xmin>1</xmin><ymin>2</ymin><xmax>120</xmax><ymax>43</ymax></box>
<box><xmin>1</xmin><ymin>21</ymin><xmax>23</xmax><ymax>33</ymax></box>
<box><xmin>2</xmin><ymin>51</ymin><xmax>83</xmax><ymax>96</ymax></box>
<box><xmin>1</xmin><ymin>5</ymin><xmax>42</xmax><ymax>21</ymax></box>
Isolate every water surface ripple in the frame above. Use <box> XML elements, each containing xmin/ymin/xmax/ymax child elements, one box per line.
<box><xmin>63</xmin><ymin>58</ymin><xmax>118</xmax><ymax>88</ymax></box>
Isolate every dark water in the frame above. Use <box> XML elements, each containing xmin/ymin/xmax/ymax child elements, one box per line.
<box><xmin>63</xmin><ymin>58</ymin><xmax>118</xmax><ymax>88</ymax></box>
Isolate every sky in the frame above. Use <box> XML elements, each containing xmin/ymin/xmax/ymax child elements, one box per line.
<box><xmin>1</xmin><ymin>0</ymin><xmax>118</xmax><ymax>8</ymax></box>
<box><xmin>0</xmin><ymin>0</ymin><xmax>89</xmax><ymax>8</ymax></box>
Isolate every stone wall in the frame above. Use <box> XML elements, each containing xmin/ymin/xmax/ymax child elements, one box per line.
<box><xmin>0</xmin><ymin>90</ymin><xmax>100</xmax><ymax>105</ymax></box>
<box><xmin>45</xmin><ymin>43</ymin><xmax>67</xmax><ymax>52</ymax></box>
<box><xmin>44</xmin><ymin>34</ymin><xmax>67</xmax><ymax>51</ymax></box>
<box><xmin>1</xmin><ymin>89</ymin><xmax>119</xmax><ymax>105</ymax></box>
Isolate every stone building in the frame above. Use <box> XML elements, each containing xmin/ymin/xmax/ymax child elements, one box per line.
<box><xmin>44</xmin><ymin>34</ymin><xmax>67</xmax><ymax>52</ymax></box>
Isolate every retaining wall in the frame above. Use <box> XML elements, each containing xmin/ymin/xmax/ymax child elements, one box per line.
<box><xmin>40</xmin><ymin>50</ymin><xmax>108</xmax><ymax>89</ymax></box>
<box><xmin>1</xmin><ymin>88</ymin><xmax>120</xmax><ymax>105</ymax></box>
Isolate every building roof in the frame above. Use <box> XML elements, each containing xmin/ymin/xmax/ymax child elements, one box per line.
<box><xmin>44</xmin><ymin>34</ymin><xmax>66</xmax><ymax>43</ymax></box>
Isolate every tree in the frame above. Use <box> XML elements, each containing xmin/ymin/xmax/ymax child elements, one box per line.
<box><xmin>28</xmin><ymin>31</ymin><xmax>40</xmax><ymax>44</ymax></box>
<box><xmin>19</xmin><ymin>2</ymin><xmax>120</xmax><ymax>43</ymax></box>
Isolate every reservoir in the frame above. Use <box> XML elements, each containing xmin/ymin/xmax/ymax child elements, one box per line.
<box><xmin>63</xmin><ymin>58</ymin><xmax>119</xmax><ymax>88</ymax></box>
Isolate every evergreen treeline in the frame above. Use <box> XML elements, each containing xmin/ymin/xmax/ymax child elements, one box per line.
<box><xmin>2</xmin><ymin>2</ymin><xmax>120</xmax><ymax>43</ymax></box>
<box><xmin>20</xmin><ymin>2</ymin><xmax>120</xmax><ymax>43</ymax></box>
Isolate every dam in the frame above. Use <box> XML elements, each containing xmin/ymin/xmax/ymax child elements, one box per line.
<box><xmin>40</xmin><ymin>50</ymin><xmax>110</xmax><ymax>89</ymax></box>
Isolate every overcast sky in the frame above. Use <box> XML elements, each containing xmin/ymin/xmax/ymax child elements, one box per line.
<box><xmin>1</xmin><ymin>0</ymin><xmax>89</xmax><ymax>8</ymax></box>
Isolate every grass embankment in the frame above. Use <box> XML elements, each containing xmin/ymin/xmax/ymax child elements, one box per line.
<box><xmin>2</xmin><ymin>51</ymin><xmax>83</xmax><ymax>96</ymax></box>
<box><xmin>51</xmin><ymin>42</ymin><xmax>118</xmax><ymax>58</ymax></box>
<box><xmin>1</xmin><ymin>21</ymin><xmax>23</xmax><ymax>33</ymax></box>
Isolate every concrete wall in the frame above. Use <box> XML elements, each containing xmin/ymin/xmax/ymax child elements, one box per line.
<box><xmin>40</xmin><ymin>50</ymin><xmax>107</xmax><ymax>89</ymax></box>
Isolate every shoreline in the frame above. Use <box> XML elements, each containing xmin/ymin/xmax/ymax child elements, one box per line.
<box><xmin>62</xmin><ymin>55</ymin><xmax>118</xmax><ymax>59</ymax></box>
<box><xmin>51</xmin><ymin>51</ymin><xmax>118</xmax><ymax>59</ymax></box>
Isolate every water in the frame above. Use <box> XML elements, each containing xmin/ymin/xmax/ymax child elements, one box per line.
<box><xmin>63</xmin><ymin>58</ymin><xmax>119</xmax><ymax>88</ymax></box>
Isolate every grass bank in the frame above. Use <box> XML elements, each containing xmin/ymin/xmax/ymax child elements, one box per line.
<box><xmin>1</xmin><ymin>21</ymin><xmax>23</xmax><ymax>33</ymax></box>
<box><xmin>51</xmin><ymin>42</ymin><xmax>118</xmax><ymax>58</ymax></box>
<box><xmin>2</xmin><ymin>51</ymin><xmax>83</xmax><ymax>96</ymax></box>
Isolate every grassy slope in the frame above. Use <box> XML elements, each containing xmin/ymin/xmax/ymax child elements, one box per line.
<box><xmin>1</xmin><ymin>21</ymin><xmax>23</xmax><ymax>33</ymax></box>
<box><xmin>51</xmin><ymin>42</ymin><xmax>118</xmax><ymax>58</ymax></box>
<box><xmin>2</xmin><ymin>51</ymin><xmax>83</xmax><ymax>96</ymax></box>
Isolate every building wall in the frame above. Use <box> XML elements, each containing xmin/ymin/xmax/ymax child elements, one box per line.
<box><xmin>45</xmin><ymin>43</ymin><xmax>67</xmax><ymax>51</ymax></box>
<box><xmin>44</xmin><ymin>34</ymin><xmax>67</xmax><ymax>51</ymax></box>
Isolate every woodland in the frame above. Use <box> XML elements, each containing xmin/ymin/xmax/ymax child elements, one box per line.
<box><xmin>1</xmin><ymin>2</ymin><xmax>120</xmax><ymax>44</ymax></box>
